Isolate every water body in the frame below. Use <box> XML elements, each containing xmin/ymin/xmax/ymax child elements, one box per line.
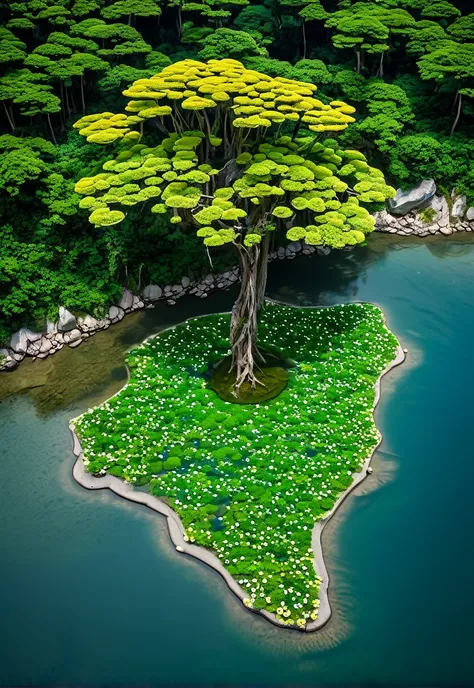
<box><xmin>1</xmin><ymin>233</ymin><xmax>474</xmax><ymax>686</ymax></box>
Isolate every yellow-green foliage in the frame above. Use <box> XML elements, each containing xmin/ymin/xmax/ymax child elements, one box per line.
<box><xmin>73</xmin><ymin>58</ymin><xmax>395</xmax><ymax>244</ymax></box>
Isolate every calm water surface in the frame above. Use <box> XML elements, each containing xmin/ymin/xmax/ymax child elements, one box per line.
<box><xmin>1</xmin><ymin>234</ymin><xmax>474</xmax><ymax>686</ymax></box>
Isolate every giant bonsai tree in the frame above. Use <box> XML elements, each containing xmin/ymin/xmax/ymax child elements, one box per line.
<box><xmin>73</xmin><ymin>58</ymin><xmax>395</xmax><ymax>396</ymax></box>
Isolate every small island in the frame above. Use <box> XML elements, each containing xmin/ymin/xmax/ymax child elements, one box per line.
<box><xmin>71</xmin><ymin>301</ymin><xmax>403</xmax><ymax>630</ymax></box>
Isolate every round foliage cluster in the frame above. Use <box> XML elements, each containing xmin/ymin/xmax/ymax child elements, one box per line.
<box><xmin>73</xmin><ymin>303</ymin><xmax>399</xmax><ymax>628</ymax></box>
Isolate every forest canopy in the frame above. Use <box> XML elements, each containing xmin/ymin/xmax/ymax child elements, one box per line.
<box><xmin>0</xmin><ymin>0</ymin><xmax>473</xmax><ymax>343</ymax></box>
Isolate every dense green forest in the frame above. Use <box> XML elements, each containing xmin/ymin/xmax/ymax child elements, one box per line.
<box><xmin>0</xmin><ymin>0</ymin><xmax>473</xmax><ymax>343</ymax></box>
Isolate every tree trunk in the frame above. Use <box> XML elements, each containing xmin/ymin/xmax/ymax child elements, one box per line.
<box><xmin>302</xmin><ymin>20</ymin><xmax>307</xmax><ymax>60</ymax></box>
<box><xmin>451</xmin><ymin>90</ymin><xmax>462</xmax><ymax>136</ymax></box>
<box><xmin>229</xmin><ymin>244</ymin><xmax>267</xmax><ymax>394</ymax></box>
<box><xmin>257</xmin><ymin>232</ymin><xmax>270</xmax><ymax>308</ymax></box>
<box><xmin>80</xmin><ymin>73</ymin><xmax>86</xmax><ymax>113</ymax></box>
<box><xmin>3</xmin><ymin>101</ymin><xmax>15</xmax><ymax>131</ymax></box>
<box><xmin>47</xmin><ymin>112</ymin><xmax>57</xmax><ymax>144</ymax></box>
<box><xmin>377</xmin><ymin>51</ymin><xmax>384</xmax><ymax>78</ymax></box>
<box><xmin>176</xmin><ymin>8</ymin><xmax>182</xmax><ymax>40</ymax></box>
<box><xmin>356</xmin><ymin>50</ymin><xmax>361</xmax><ymax>74</ymax></box>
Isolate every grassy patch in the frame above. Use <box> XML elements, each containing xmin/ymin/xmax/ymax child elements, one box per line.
<box><xmin>73</xmin><ymin>302</ymin><xmax>399</xmax><ymax>628</ymax></box>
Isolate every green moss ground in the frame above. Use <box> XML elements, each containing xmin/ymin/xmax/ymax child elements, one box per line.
<box><xmin>210</xmin><ymin>351</ymin><xmax>289</xmax><ymax>403</ymax></box>
<box><xmin>73</xmin><ymin>302</ymin><xmax>399</xmax><ymax>628</ymax></box>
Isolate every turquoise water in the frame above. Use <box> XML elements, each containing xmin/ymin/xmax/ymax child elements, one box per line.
<box><xmin>1</xmin><ymin>234</ymin><xmax>474</xmax><ymax>686</ymax></box>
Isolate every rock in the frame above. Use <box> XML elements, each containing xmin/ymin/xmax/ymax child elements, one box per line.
<box><xmin>428</xmin><ymin>195</ymin><xmax>449</xmax><ymax>224</ymax></box>
<box><xmin>108</xmin><ymin>305</ymin><xmax>124</xmax><ymax>321</ymax></box>
<box><xmin>143</xmin><ymin>284</ymin><xmax>162</xmax><ymax>301</ymax></box>
<box><xmin>0</xmin><ymin>348</ymin><xmax>17</xmax><ymax>369</ymax></box>
<box><xmin>181</xmin><ymin>276</ymin><xmax>191</xmax><ymax>289</ymax></box>
<box><xmin>200</xmin><ymin>292</ymin><xmax>208</xmax><ymax>298</ymax></box>
<box><xmin>1</xmin><ymin>354</ymin><xmax>17</xmax><ymax>369</ymax></box>
<box><xmin>9</xmin><ymin>329</ymin><xmax>29</xmax><ymax>354</ymax></box>
<box><xmin>316</xmin><ymin>246</ymin><xmax>331</xmax><ymax>256</ymax></box>
<box><xmin>388</xmin><ymin>179</ymin><xmax>436</xmax><ymax>216</ymax></box>
<box><xmin>58</xmin><ymin>306</ymin><xmax>76</xmax><ymax>332</ymax></box>
<box><xmin>287</xmin><ymin>241</ymin><xmax>302</xmax><ymax>254</ymax></box>
<box><xmin>440</xmin><ymin>225</ymin><xmax>453</xmax><ymax>236</ymax></box>
<box><xmin>167</xmin><ymin>299</ymin><xmax>176</xmax><ymax>305</ymax></box>
<box><xmin>25</xmin><ymin>329</ymin><xmax>42</xmax><ymax>342</ymax></box>
<box><xmin>438</xmin><ymin>215</ymin><xmax>449</xmax><ymax>228</ymax></box>
<box><xmin>68</xmin><ymin>328</ymin><xmax>82</xmax><ymax>343</ymax></box>
<box><xmin>39</xmin><ymin>338</ymin><xmax>52</xmax><ymax>354</ymax></box>
<box><xmin>451</xmin><ymin>195</ymin><xmax>467</xmax><ymax>219</ymax></box>
<box><xmin>131</xmin><ymin>295</ymin><xmax>144</xmax><ymax>310</ymax></box>
<box><xmin>203</xmin><ymin>274</ymin><xmax>214</xmax><ymax>285</ymax></box>
<box><xmin>46</xmin><ymin>319</ymin><xmax>57</xmax><ymax>335</ymax></box>
<box><xmin>466</xmin><ymin>207</ymin><xmax>474</xmax><ymax>222</ymax></box>
<box><xmin>26</xmin><ymin>341</ymin><xmax>40</xmax><ymax>356</ymax></box>
<box><xmin>9</xmin><ymin>328</ymin><xmax>40</xmax><ymax>353</ymax></box>
<box><xmin>69</xmin><ymin>339</ymin><xmax>82</xmax><ymax>348</ymax></box>
<box><xmin>13</xmin><ymin>352</ymin><xmax>25</xmax><ymax>362</ymax></box>
<box><xmin>118</xmin><ymin>287</ymin><xmax>134</xmax><ymax>311</ymax></box>
<box><xmin>83</xmin><ymin>314</ymin><xmax>100</xmax><ymax>331</ymax></box>
<box><xmin>277</xmin><ymin>246</ymin><xmax>286</xmax><ymax>259</ymax></box>
<box><xmin>54</xmin><ymin>332</ymin><xmax>64</xmax><ymax>344</ymax></box>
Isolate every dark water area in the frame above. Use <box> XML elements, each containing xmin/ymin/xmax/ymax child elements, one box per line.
<box><xmin>1</xmin><ymin>233</ymin><xmax>474</xmax><ymax>686</ymax></box>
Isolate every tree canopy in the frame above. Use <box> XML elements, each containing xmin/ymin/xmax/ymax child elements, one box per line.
<box><xmin>72</xmin><ymin>58</ymin><xmax>395</xmax><ymax>394</ymax></box>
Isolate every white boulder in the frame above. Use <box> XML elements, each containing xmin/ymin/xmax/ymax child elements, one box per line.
<box><xmin>9</xmin><ymin>329</ymin><xmax>29</xmax><ymax>353</ymax></box>
<box><xmin>108</xmin><ymin>305</ymin><xmax>124</xmax><ymax>321</ymax></box>
<box><xmin>118</xmin><ymin>287</ymin><xmax>134</xmax><ymax>311</ymax></box>
<box><xmin>451</xmin><ymin>195</ymin><xmax>467</xmax><ymax>219</ymax></box>
<box><xmin>388</xmin><ymin>179</ymin><xmax>436</xmax><ymax>216</ymax></box>
<box><xmin>58</xmin><ymin>306</ymin><xmax>77</xmax><ymax>332</ymax></box>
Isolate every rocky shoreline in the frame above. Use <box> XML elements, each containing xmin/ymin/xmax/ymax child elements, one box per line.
<box><xmin>0</xmin><ymin>243</ymin><xmax>318</xmax><ymax>372</ymax></box>
<box><xmin>376</xmin><ymin>181</ymin><xmax>474</xmax><ymax>238</ymax></box>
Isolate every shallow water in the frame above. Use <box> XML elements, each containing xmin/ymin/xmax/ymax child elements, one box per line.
<box><xmin>1</xmin><ymin>233</ymin><xmax>474</xmax><ymax>686</ymax></box>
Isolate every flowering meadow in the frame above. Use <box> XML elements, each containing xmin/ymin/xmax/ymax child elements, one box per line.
<box><xmin>73</xmin><ymin>302</ymin><xmax>398</xmax><ymax>628</ymax></box>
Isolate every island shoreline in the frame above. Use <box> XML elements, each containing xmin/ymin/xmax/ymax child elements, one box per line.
<box><xmin>69</xmin><ymin>301</ymin><xmax>405</xmax><ymax>633</ymax></box>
